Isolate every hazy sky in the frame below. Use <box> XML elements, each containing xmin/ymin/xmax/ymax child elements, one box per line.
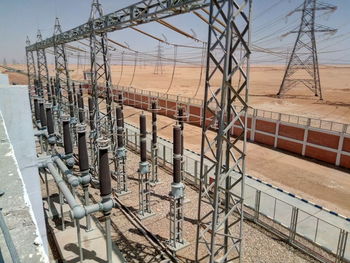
<box><xmin>0</xmin><ymin>0</ymin><xmax>349</xmax><ymax>64</ymax></box>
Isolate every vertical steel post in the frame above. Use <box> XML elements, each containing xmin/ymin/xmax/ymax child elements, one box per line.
<box><xmin>36</xmin><ymin>30</ymin><xmax>49</xmax><ymax>99</ymax></box>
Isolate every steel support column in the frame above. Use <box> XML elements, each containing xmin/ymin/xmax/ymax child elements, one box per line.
<box><xmin>36</xmin><ymin>30</ymin><xmax>49</xmax><ymax>99</ymax></box>
<box><xmin>26</xmin><ymin>37</ymin><xmax>37</xmax><ymax>109</ymax></box>
<box><xmin>89</xmin><ymin>0</ymin><xmax>115</xmax><ymax>175</ymax></box>
<box><xmin>195</xmin><ymin>0</ymin><xmax>251</xmax><ymax>262</ymax></box>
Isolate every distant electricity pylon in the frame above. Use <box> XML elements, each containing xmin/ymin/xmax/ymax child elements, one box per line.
<box><xmin>277</xmin><ymin>0</ymin><xmax>337</xmax><ymax>100</ymax></box>
<box><xmin>154</xmin><ymin>41</ymin><xmax>164</xmax><ymax>74</ymax></box>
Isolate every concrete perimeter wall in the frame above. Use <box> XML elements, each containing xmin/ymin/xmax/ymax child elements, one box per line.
<box><xmin>83</xmin><ymin>84</ymin><xmax>350</xmax><ymax>170</ymax></box>
<box><xmin>0</xmin><ymin>85</ymin><xmax>48</xmax><ymax>254</ymax></box>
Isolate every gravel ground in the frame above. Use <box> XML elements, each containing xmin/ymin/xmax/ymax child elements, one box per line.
<box><xmin>88</xmin><ymin>144</ymin><xmax>317</xmax><ymax>262</ymax></box>
<box><xmin>36</xmin><ymin>103</ymin><xmax>319</xmax><ymax>262</ymax></box>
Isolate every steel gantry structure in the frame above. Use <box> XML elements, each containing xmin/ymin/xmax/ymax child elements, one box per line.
<box><xmin>26</xmin><ymin>0</ymin><xmax>251</xmax><ymax>262</ymax></box>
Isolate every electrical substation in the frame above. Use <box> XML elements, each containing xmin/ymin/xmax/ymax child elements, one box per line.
<box><xmin>0</xmin><ymin>0</ymin><xmax>349</xmax><ymax>262</ymax></box>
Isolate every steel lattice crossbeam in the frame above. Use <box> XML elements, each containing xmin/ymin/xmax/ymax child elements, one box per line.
<box><xmin>195</xmin><ymin>0</ymin><xmax>251</xmax><ymax>262</ymax></box>
<box><xmin>26</xmin><ymin>0</ymin><xmax>213</xmax><ymax>52</ymax></box>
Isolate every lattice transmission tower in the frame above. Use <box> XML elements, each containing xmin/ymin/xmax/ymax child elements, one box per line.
<box><xmin>154</xmin><ymin>42</ymin><xmax>164</xmax><ymax>74</ymax></box>
<box><xmin>277</xmin><ymin>0</ymin><xmax>337</xmax><ymax>99</ymax></box>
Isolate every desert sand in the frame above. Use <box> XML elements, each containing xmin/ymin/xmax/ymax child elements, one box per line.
<box><xmin>3</xmin><ymin>64</ymin><xmax>350</xmax><ymax>215</ymax></box>
<box><xmin>5</xmin><ymin>64</ymin><xmax>350</xmax><ymax>123</ymax></box>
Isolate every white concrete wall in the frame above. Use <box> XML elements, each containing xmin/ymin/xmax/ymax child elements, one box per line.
<box><xmin>0</xmin><ymin>84</ymin><xmax>48</xmax><ymax>253</ymax></box>
<box><xmin>0</xmin><ymin>73</ymin><xmax>9</xmax><ymax>86</ymax></box>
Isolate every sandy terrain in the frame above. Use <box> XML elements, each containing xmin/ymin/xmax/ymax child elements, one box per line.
<box><xmin>4</xmin><ymin>64</ymin><xmax>350</xmax><ymax>215</ymax></box>
<box><xmin>4</xmin><ymin>63</ymin><xmax>350</xmax><ymax>123</ymax></box>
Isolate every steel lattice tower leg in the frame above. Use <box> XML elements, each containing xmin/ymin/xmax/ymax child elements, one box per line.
<box><xmin>89</xmin><ymin>0</ymin><xmax>115</xmax><ymax>175</ymax></box>
<box><xmin>26</xmin><ymin>37</ymin><xmax>37</xmax><ymax>110</ymax></box>
<box><xmin>53</xmin><ymin>17</ymin><xmax>74</xmax><ymax>138</ymax></box>
<box><xmin>277</xmin><ymin>0</ymin><xmax>336</xmax><ymax>100</ymax></box>
<box><xmin>195</xmin><ymin>0</ymin><xmax>251</xmax><ymax>262</ymax></box>
<box><xmin>36</xmin><ymin>30</ymin><xmax>50</xmax><ymax>99</ymax></box>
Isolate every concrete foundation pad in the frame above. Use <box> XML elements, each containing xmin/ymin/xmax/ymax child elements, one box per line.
<box><xmin>113</xmin><ymin>189</ymin><xmax>132</xmax><ymax>197</ymax></box>
<box><xmin>167</xmin><ymin>240</ymin><xmax>190</xmax><ymax>252</ymax></box>
<box><xmin>149</xmin><ymin>180</ymin><xmax>162</xmax><ymax>186</ymax></box>
<box><xmin>137</xmin><ymin>211</ymin><xmax>156</xmax><ymax>220</ymax></box>
<box><xmin>44</xmin><ymin>200</ymin><xmax>126</xmax><ymax>263</ymax></box>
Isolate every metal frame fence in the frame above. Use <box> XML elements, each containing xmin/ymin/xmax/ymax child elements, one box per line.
<box><xmin>124</xmin><ymin>122</ymin><xmax>349</xmax><ymax>263</ymax></box>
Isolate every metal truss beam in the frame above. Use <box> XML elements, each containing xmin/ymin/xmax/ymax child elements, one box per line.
<box><xmin>26</xmin><ymin>0</ymin><xmax>214</xmax><ymax>51</ymax></box>
<box><xmin>196</xmin><ymin>0</ymin><xmax>251</xmax><ymax>262</ymax></box>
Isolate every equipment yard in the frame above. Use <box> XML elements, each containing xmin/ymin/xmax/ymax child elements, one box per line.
<box><xmin>0</xmin><ymin>0</ymin><xmax>349</xmax><ymax>262</ymax></box>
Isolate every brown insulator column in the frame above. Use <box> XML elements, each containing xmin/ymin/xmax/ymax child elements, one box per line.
<box><xmin>45</xmin><ymin>104</ymin><xmax>54</xmax><ymax>136</ymax></box>
<box><xmin>79</xmin><ymin>84</ymin><xmax>83</xmax><ymax>97</ymax></box>
<box><xmin>98</xmin><ymin>140</ymin><xmax>113</xmax><ymax>263</ymax></box>
<box><xmin>39</xmin><ymin>100</ymin><xmax>47</xmax><ymax>129</ymax></box>
<box><xmin>138</xmin><ymin>114</ymin><xmax>154</xmax><ymax>219</ymax></box>
<box><xmin>68</xmin><ymin>89</ymin><xmax>74</xmax><ymax>118</ymax></box>
<box><xmin>140</xmin><ymin>114</ymin><xmax>147</xmax><ymax>163</ymax></box>
<box><xmin>46</xmin><ymin>83</ymin><xmax>52</xmax><ymax>103</ymax></box>
<box><xmin>168</xmin><ymin>124</ymin><xmax>186</xmax><ymax>250</ymax></box>
<box><xmin>34</xmin><ymin>79</ymin><xmax>39</xmax><ymax>96</ymax></box>
<box><xmin>50</xmin><ymin>81</ymin><xmax>56</xmax><ymax>107</ymax></box>
<box><xmin>98</xmin><ymin>139</ymin><xmax>112</xmax><ymax>198</ymax></box>
<box><xmin>72</xmin><ymin>83</ymin><xmax>77</xmax><ymax>110</ymax></box>
<box><xmin>151</xmin><ymin>101</ymin><xmax>157</xmax><ymax>146</ymax></box>
<box><xmin>173</xmin><ymin>125</ymin><xmax>182</xmax><ymax>184</ymax></box>
<box><xmin>77</xmin><ymin>124</ymin><xmax>89</xmax><ymax>172</ymax></box>
<box><xmin>62</xmin><ymin>115</ymin><xmax>73</xmax><ymax>156</ymax></box>
<box><xmin>177</xmin><ymin>106</ymin><xmax>184</xmax><ymax>157</ymax></box>
<box><xmin>33</xmin><ymin>97</ymin><xmax>40</xmax><ymax>123</ymax></box>
<box><xmin>78</xmin><ymin>94</ymin><xmax>85</xmax><ymax>123</ymax></box>
<box><xmin>46</xmin><ymin>103</ymin><xmax>56</xmax><ymax>149</ymax></box>
<box><xmin>115</xmin><ymin>106</ymin><xmax>128</xmax><ymax>195</ymax></box>
<box><xmin>88</xmin><ymin>97</ymin><xmax>95</xmax><ymax>131</ymax></box>
<box><xmin>116</xmin><ymin>106</ymin><xmax>124</xmax><ymax>148</ymax></box>
<box><xmin>150</xmin><ymin>99</ymin><xmax>159</xmax><ymax>184</ymax></box>
<box><xmin>118</xmin><ymin>93</ymin><xmax>123</xmax><ymax>110</ymax></box>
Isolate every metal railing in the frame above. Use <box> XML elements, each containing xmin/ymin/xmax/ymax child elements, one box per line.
<box><xmin>109</xmin><ymin>83</ymin><xmax>349</xmax><ymax>134</ymax></box>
